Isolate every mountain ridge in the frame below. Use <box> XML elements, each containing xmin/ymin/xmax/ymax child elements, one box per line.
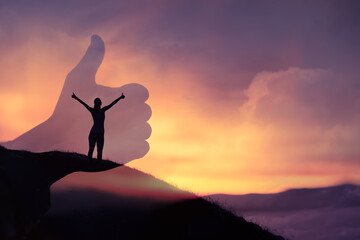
<box><xmin>0</xmin><ymin>146</ymin><xmax>285</xmax><ymax>240</ymax></box>
<box><xmin>208</xmin><ymin>184</ymin><xmax>360</xmax><ymax>212</ymax></box>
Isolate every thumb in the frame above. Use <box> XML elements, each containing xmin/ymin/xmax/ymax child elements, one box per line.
<box><xmin>67</xmin><ymin>35</ymin><xmax>105</xmax><ymax>86</ymax></box>
<box><xmin>54</xmin><ymin>35</ymin><xmax>105</xmax><ymax>114</ymax></box>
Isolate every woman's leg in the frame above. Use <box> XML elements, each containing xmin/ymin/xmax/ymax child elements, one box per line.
<box><xmin>97</xmin><ymin>134</ymin><xmax>104</xmax><ymax>160</ymax></box>
<box><xmin>88</xmin><ymin>133</ymin><xmax>96</xmax><ymax>159</ymax></box>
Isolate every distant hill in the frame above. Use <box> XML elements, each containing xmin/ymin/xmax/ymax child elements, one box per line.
<box><xmin>0</xmin><ymin>146</ymin><xmax>284</xmax><ymax>240</ymax></box>
<box><xmin>209</xmin><ymin>184</ymin><xmax>360</xmax><ymax>212</ymax></box>
<box><xmin>208</xmin><ymin>185</ymin><xmax>360</xmax><ymax>240</ymax></box>
<box><xmin>51</xmin><ymin>159</ymin><xmax>194</xmax><ymax>201</ymax></box>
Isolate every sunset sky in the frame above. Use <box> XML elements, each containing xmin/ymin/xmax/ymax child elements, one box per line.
<box><xmin>1</xmin><ymin>0</ymin><xmax>360</xmax><ymax>195</ymax></box>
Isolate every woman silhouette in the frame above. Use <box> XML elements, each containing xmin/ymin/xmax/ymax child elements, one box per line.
<box><xmin>72</xmin><ymin>92</ymin><xmax>125</xmax><ymax>160</ymax></box>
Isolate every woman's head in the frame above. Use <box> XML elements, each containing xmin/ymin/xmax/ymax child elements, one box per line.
<box><xmin>94</xmin><ymin>98</ymin><xmax>102</xmax><ymax>109</ymax></box>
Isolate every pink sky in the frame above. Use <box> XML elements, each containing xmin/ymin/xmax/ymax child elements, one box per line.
<box><xmin>1</xmin><ymin>0</ymin><xmax>360</xmax><ymax>195</ymax></box>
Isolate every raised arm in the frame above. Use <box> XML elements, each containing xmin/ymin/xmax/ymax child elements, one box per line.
<box><xmin>72</xmin><ymin>92</ymin><xmax>92</xmax><ymax>112</ymax></box>
<box><xmin>102</xmin><ymin>93</ymin><xmax>125</xmax><ymax>111</ymax></box>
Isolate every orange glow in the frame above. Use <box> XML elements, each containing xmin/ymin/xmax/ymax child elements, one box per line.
<box><xmin>1</xmin><ymin>34</ymin><xmax>359</xmax><ymax>195</ymax></box>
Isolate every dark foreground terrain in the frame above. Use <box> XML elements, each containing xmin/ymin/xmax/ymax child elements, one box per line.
<box><xmin>0</xmin><ymin>146</ymin><xmax>284</xmax><ymax>240</ymax></box>
<box><xmin>29</xmin><ymin>189</ymin><xmax>285</xmax><ymax>240</ymax></box>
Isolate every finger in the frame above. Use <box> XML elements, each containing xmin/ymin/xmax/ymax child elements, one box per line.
<box><xmin>97</xmin><ymin>84</ymin><xmax>148</xmax><ymax>103</ymax></box>
<box><xmin>118</xmin><ymin>84</ymin><xmax>148</xmax><ymax>103</ymax></box>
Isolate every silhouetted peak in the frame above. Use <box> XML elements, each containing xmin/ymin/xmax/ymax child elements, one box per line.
<box><xmin>0</xmin><ymin>146</ymin><xmax>121</xmax><ymax>239</ymax></box>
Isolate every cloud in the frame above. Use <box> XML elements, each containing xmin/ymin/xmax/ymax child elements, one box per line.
<box><xmin>1</xmin><ymin>0</ymin><xmax>360</xmax><ymax>194</ymax></box>
<box><xmin>243</xmin><ymin>206</ymin><xmax>360</xmax><ymax>240</ymax></box>
<box><xmin>1</xmin><ymin>1</ymin><xmax>360</xmax><ymax>120</ymax></box>
<box><xmin>3</xmin><ymin>0</ymin><xmax>360</xmax><ymax>91</ymax></box>
<box><xmin>242</xmin><ymin>68</ymin><xmax>360</xmax><ymax>126</ymax></box>
<box><xmin>239</xmin><ymin>67</ymin><xmax>360</xmax><ymax>164</ymax></box>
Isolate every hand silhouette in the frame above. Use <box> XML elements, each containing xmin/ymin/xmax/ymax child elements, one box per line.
<box><xmin>2</xmin><ymin>35</ymin><xmax>151</xmax><ymax>164</ymax></box>
<box><xmin>120</xmin><ymin>92</ymin><xmax>125</xmax><ymax>99</ymax></box>
<box><xmin>72</xmin><ymin>92</ymin><xmax>77</xmax><ymax>99</ymax></box>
